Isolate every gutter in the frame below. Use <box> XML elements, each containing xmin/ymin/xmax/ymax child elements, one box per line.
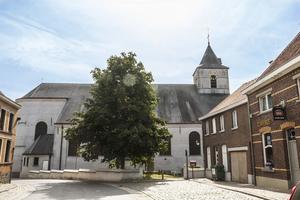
<box><xmin>0</xmin><ymin>95</ymin><xmax>21</xmax><ymax>109</ymax></box>
<box><xmin>59</xmin><ymin>125</ymin><xmax>64</xmax><ymax>170</ymax></box>
<box><xmin>247</xmin><ymin>95</ymin><xmax>256</xmax><ymax>186</ymax></box>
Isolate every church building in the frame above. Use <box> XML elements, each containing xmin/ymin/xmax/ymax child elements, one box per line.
<box><xmin>12</xmin><ymin>42</ymin><xmax>230</xmax><ymax>178</ymax></box>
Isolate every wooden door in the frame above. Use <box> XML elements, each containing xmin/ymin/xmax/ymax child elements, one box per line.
<box><xmin>231</xmin><ymin>151</ymin><xmax>247</xmax><ymax>183</ymax></box>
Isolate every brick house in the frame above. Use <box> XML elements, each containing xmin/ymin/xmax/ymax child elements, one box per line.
<box><xmin>242</xmin><ymin>31</ymin><xmax>300</xmax><ymax>190</ymax></box>
<box><xmin>0</xmin><ymin>91</ymin><xmax>21</xmax><ymax>183</ymax></box>
<box><xmin>199</xmin><ymin>79</ymin><xmax>255</xmax><ymax>183</ymax></box>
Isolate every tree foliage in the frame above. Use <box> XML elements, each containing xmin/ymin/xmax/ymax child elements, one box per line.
<box><xmin>65</xmin><ymin>52</ymin><xmax>172</xmax><ymax>169</ymax></box>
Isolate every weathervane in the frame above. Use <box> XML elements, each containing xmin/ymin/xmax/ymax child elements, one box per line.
<box><xmin>207</xmin><ymin>28</ymin><xmax>210</xmax><ymax>45</ymax></box>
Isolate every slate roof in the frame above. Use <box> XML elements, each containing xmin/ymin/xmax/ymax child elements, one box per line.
<box><xmin>21</xmin><ymin>83</ymin><xmax>91</xmax><ymax>123</ymax></box>
<box><xmin>19</xmin><ymin>83</ymin><xmax>228</xmax><ymax>124</ymax></box>
<box><xmin>153</xmin><ymin>84</ymin><xmax>229</xmax><ymax>123</ymax></box>
<box><xmin>197</xmin><ymin>44</ymin><xmax>229</xmax><ymax>69</ymax></box>
<box><xmin>257</xmin><ymin>31</ymin><xmax>300</xmax><ymax>81</ymax></box>
<box><xmin>208</xmin><ymin>79</ymin><xmax>256</xmax><ymax>114</ymax></box>
<box><xmin>23</xmin><ymin>134</ymin><xmax>54</xmax><ymax>155</ymax></box>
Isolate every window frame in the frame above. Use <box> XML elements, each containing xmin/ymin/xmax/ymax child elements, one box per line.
<box><xmin>33</xmin><ymin>157</ymin><xmax>39</xmax><ymax>166</ymax></box>
<box><xmin>35</xmin><ymin>121</ymin><xmax>48</xmax><ymax>141</ymax></box>
<box><xmin>232</xmin><ymin>110</ymin><xmax>238</xmax><ymax>129</ymax></box>
<box><xmin>205</xmin><ymin>121</ymin><xmax>209</xmax><ymax>135</ymax></box>
<box><xmin>222</xmin><ymin>145</ymin><xmax>228</xmax><ymax>171</ymax></box>
<box><xmin>8</xmin><ymin>113</ymin><xmax>14</xmax><ymax>133</ymax></box>
<box><xmin>4</xmin><ymin>140</ymin><xmax>11</xmax><ymax>162</ymax></box>
<box><xmin>189</xmin><ymin>132</ymin><xmax>201</xmax><ymax>155</ymax></box>
<box><xmin>68</xmin><ymin>141</ymin><xmax>79</xmax><ymax>156</ymax></box>
<box><xmin>0</xmin><ymin>109</ymin><xmax>6</xmax><ymax>131</ymax></box>
<box><xmin>292</xmin><ymin>73</ymin><xmax>300</xmax><ymax>101</ymax></box>
<box><xmin>160</xmin><ymin>137</ymin><xmax>171</xmax><ymax>156</ymax></box>
<box><xmin>260</xmin><ymin>93</ymin><xmax>273</xmax><ymax>112</ymax></box>
<box><xmin>262</xmin><ymin>132</ymin><xmax>273</xmax><ymax>168</ymax></box>
<box><xmin>0</xmin><ymin>139</ymin><xmax>2</xmax><ymax>162</ymax></box>
<box><xmin>210</xmin><ymin>75</ymin><xmax>217</xmax><ymax>88</ymax></box>
<box><xmin>214</xmin><ymin>146</ymin><xmax>219</xmax><ymax>165</ymax></box>
<box><xmin>296</xmin><ymin>78</ymin><xmax>300</xmax><ymax>103</ymax></box>
<box><xmin>220</xmin><ymin>115</ymin><xmax>225</xmax><ymax>132</ymax></box>
<box><xmin>207</xmin><ymin>146</ymin><xmax>211</xmax><ymax>169</ymax></box>
<box><xmin>256</xmin><ymin>88</ymin><xmax>273</xmax><ymax>113</ymax></box>
<box><xmin>212</xmin><ymin>118</ymin><xmax>216</xmax><ymax>134</ymax></box>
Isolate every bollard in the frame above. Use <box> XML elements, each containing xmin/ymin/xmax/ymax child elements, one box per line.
<box><xmin>162</xmin><ymin>170</ymin><xmax>164</xmax><ymax>180</ymax></box>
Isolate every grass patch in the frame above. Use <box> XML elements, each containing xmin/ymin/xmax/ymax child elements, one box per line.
<box><xmin>143</xmin><ymin>174</ymin><xmax>180</xmax><ymax>179</ymax></box>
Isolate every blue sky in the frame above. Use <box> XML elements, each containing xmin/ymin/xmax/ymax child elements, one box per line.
<box><xmin>0</xmin><ymin>0</ymin><xmax>299</xmax><ymax>100</ymax></box>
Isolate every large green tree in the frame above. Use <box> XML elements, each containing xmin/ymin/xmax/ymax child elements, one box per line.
<box><xmin>65</xmin><ymin>52</ymin><xmax>172</xmax><ymax>169</ymax></box>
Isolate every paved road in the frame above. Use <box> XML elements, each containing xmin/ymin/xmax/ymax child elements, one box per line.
<box><xmin>5</xmin><ymin>179</ymin><xmax>151</xmax><ymax>200</ymax></box>
<box><xmin>0</xmin><ymin>178</ymin><xmax>291</xmax><ymax>200</ymax></box>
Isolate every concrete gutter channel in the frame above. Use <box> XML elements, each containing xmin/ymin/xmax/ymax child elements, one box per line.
<box><xmin>191</xmin><ymin>179</ymin><xmax>291</xmax><ymax>200</ymax></box>
<box><xmin>191</xmin><ymin>180</ymin><xmax>270</xmax><ymax>200</ymax></box>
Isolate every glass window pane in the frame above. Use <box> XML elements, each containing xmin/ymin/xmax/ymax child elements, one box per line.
<box><xmin>189</xmin><ymin>132</ymin><xmax>200</xmax><ymax>155</ymax></box>
<box><xmin>262</xmin><ymin>97</ymin><xmax>267</xmax><ymax>111</ymax></box>
<box><xmin>267</xmin><ymin>94</ymin><xmax>272</xmax><ymax>109</ymax></box>
<box><xmin>288</xmin><ymin>128</ymin><xmax>296</xmax><ymax>141</ymax></box>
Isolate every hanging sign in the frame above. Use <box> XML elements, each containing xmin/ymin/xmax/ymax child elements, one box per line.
<box><xmin>272</xmin><ymin>106</ymin><xmax>286</xmax><ymax>120</ymax></box>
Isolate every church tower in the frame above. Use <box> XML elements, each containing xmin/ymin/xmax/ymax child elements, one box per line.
<box><xmin>193</xmin><ymin>41</ymin><xmax>230</xmax><ymax>94</ymax></box>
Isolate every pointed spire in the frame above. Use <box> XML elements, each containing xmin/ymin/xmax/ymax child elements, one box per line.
<box><xmin>198</xmin><ymin>42</ymin><xmax>229</xmax><ymax>69</ymax></box>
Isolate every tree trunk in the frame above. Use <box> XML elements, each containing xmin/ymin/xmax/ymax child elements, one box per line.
<box><xmin>121</xmin><ymin>158</ymin><xmax>125</xmax><ymax>169</ymax></box>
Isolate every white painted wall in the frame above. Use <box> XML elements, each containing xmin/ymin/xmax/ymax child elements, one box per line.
<box><xmin>14</xmin><ymin>99</ymin><xmax>203</xmax><ymax>176</ymax></box>
<box><xmin>153</xmin><ymin>123</ymin><xmax>203</xmax><ymax>174</ymax></box>
<box><xmin>13</xmin><ymin>99</ymin><xmax>67</xmax><ymax>175</ymax></box>
<box><xmin>20</xmin><ymin>155</ymin><xmax>51</xmax><ymax>178</ymax></box>
<box><xmin>52</xmin><ymin>125</ymin><xmax>110</xmax><ymax>170</ymax></box>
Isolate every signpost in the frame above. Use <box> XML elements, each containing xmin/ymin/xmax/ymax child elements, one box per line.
<box><xmin>190</xmin><ymin>161</ymin><xmax>196</xmax><ymax>179</ymax></box>
<box><xmin>185</xmin><ymin>150</ymin><xmax>188</xmax><ymax>180</ymax></box>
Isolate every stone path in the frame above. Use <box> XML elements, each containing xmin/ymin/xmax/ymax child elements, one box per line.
<box><xmin>0</xmin><ymin>178</ymin><xmax>292</xmax><ymax>200</ymax></box>
<box><xmin>0</xmin><ymin>183</ymin><xmax>36</xmax><ymax>200</ymax></box>
<box><xmin>120</xmin><ymin>178</ymin><xmax>291</xmax><ymax>200</ymax></box>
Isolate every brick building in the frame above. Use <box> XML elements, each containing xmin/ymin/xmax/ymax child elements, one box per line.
<box><xmin>0</xmin><ymin>91</ymin><xmax>21</xmax><ymax>183</ymax></box>
<box><xmin>242</xmin><ymin>31</ymin><xmax>300</xmax><ymax>190</ymax></box>
<box><xmin>199</xmin><ymin>79</ymin><xmax>255</xmax><ymax>184</ymax></box>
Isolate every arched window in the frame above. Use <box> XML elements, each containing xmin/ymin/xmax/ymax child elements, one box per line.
<box><xmin>189</xmin><ymin>132</ymin><xmax>200</xmax><ymax>155</ymax></box>
<box><xmin>210</xmin><ymin>75</ymin><xmax>217</xmax><ymax>88</ymax></box>
<box><xmin>35</xmin><ymin>122</ymin><xmax>47</xmax><ymax>140</ymax></box>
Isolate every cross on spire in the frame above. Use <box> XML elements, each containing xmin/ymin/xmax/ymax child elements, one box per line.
<box><xmin>207</xmin><ymin>28</ymin><xmax>210</xmax><ymax>45</ymax></box>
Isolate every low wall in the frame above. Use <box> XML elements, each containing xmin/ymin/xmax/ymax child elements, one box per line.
<box><xmin>256</xmin><ymin>176</ymin><xmax>291</xmax><ymax>190</ymax></box>
<box><xmin>28</xmin><ymin>167</ymin><xmax>143</xmax><ymax>182</ymax></box>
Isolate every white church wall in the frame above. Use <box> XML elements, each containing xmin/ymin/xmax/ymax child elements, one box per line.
<box><xmin>52</xmin><ymin>125</ymin><xmax>110</xmax><ymax>170</ymax></box>
<box><xmin>153</xmin><ymin>123</ymin><xmax>203</xmax><ymax>174</ymax></box>
<box><xmin>13</xmin><ymin>99</ymin><xmax>67</xmax><ymax>175</ymax></box>
<box><xmin>195</xmin><ymin>68</ymin><xmax>229</xmax><ymax>94</ymax></box>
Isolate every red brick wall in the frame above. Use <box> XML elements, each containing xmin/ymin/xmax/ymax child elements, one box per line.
<box><xmin>248</xmin><ymin>66</ymin><xmax>300</xmax><ymax>181</ymax></box>
<box><xmin>203</xmin><ymin>103</ymin><xmax>253</xmax><ymax>175</ymax></box>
